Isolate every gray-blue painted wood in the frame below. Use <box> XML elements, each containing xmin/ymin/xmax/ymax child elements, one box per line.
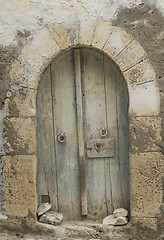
<box><xmin>36</xmin><ymin>48</ymin><xmax>129</xmax><ymax>220</ymax></box>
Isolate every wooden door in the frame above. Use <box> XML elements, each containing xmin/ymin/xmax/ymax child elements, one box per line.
<box><xmin>37</xmin><ymin>48</ymin><xmax>129</xmax><ymax>220</ymax></box>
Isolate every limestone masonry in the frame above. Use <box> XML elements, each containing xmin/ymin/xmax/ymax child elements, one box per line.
<box><xmin>0</xmin><ymin>0</ymin><xmax>163</xmax><ymax>238</ymax></box>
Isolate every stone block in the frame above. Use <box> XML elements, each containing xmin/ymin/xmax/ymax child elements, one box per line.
<box><xmin>48</xmin><ymin>24</ymin><xmax>71</xmax><ymax>49</ymax></box>
<box><xmin>66</xmin><ymin>22</ymin><xmax>79</xmax><ymax>46</ymax></box>
<box><xmin>92</xmin><ymin>19</ymin><xmax>113</xmax><ymax>50</ymax></box>
<box><xmin>103</xmin><ymin>27</ymin><xmax>134</xmax><ymax>58</ymax></box>
<box><xmin>129</xmin><ymin>81</ymin><xmax>160</xmax><ymax>116</ymax></box>
<box><xmin>123</xmin><ymin>58</ymin><xmax>156</xmax><ymax>86</ymax></box>
<box><xmin>6</xmin><ymin>87</ymin><xmax>36</xmax><ymax>117</ymax></box>
<box><xmin>114</xmin><ymin>39</ymin><xmax>148</xmax><ymax>72</ymax></box>
<box><xmin>10</xmin><ymin>27</ymin><xmax>60</xmax><ymax>89</ymax></box>
<box><xmin>130</xmin><ymin>152</ymin><xmax>163</xmax><ymax>217</ymax></box>
<box><xmin>30</xmin><ymin>27</ymin><xmax>60</xmax><ymax>59</ymax></box>
<box><xmin>3</xmin><ymin>117</ymin><xmax>36</xmax><ymax>155</ymax></box>
<box><xmin>113</xmin><ymin>208</ymin><xmax>128</xmax><ymax>218</ymax></box>
<box><xmin>39</xmin><ymin>211</ymin><xmax>63</xmax><ymax>225</ymax></box>
<box><xmin>37</xmin><ymin>202</ymin><xmax>52</xmax><ymax>216</ymax></box>
<box><xmin>10</xmin><ymin>57</ymin><xmax>43</xmax><ymax>89</ymax></box>
<box><xmin>130</xmin><ymin>116</ymin><xmax>162</xmax><ymax>153</ymax></box>
<box><xmin>131</xmin><ymin>217</ymin><xmax>158</xmax><ymax>230</ymax></box>
<box><xmin>2</xmin><ymin>155</ymin><xmax>37</xmax><ymax>217</ymax></box>
<box><xmin>79</xmin><ymin>18</ymin><xmax>97</xmax><ymax>46</ymax></box>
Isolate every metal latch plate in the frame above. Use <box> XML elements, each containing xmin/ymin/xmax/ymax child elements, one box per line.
<box><xmin>87</xmin><ymin>138</ymin><xmax>114</xmax><ymax>158</ymax></box>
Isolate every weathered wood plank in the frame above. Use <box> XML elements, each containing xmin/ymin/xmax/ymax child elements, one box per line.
<box><xmin>117</xmin><ymin>71</ymin><xmax>130</xmax><ymax>211</ymax></box>
<box><xmin>74</xmin><ymin>49</ymin><xmax>87</xmax><ymax>216</ymax></box>
<box><xmin>51</xmin><ymin>49</ymin><xmax>81</xmax><ymax>220</ymax></box>
<box><xmin>87</xmin><ymin>138</ymin><xmax>114</xmax><ymax>158</ymax></box>
<box><xmin>81</xmin><ymin>48</ymin><xmax>107</xmax><ymax>219</ymax></box>
<box><xmin>104</xmin><ymin>55</ymin><xmax>124</xmax><ymax>210</ymax></box>
<box><xmin>36</xmin><ymin>66</ymin><xmax>58</xmax><ymax>209</ymax></box>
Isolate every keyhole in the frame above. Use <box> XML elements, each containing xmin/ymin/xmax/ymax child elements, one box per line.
<box><xmin>95</xmin><ymin>143</ymin><xmax>102</xmax><ymax>153</ymax></box>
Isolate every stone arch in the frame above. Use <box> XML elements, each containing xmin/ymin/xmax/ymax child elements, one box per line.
<box><xmin>10</xmin><ymin>18</ymin><xmax>160</xmax><ymax>117</ymax></box>
<box><xmin>5</xmin><ymin>18</ymin><xmax>161</xmax><ymax>218</ymax></box>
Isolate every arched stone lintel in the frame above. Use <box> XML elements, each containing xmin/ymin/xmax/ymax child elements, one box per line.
<box><xmin>10</xmin><ymin>18</ymin><xmax>160</xmax><ymax>116</ymax></box>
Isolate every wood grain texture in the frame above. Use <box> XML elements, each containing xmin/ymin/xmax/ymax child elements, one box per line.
<box><xmin>37</xmin><ymin>48</ymin><xmax>129</xmax><ymax>220</ymax></box>
<box><xmin>51</xmin><ymin>49</ymin><xmax>81</xmax><ymax>220</ymax></box>
<box><xmin>36</xmin><ymin>66</ymin><xmax>58</xmax><ymax>209</ymax></box>
<box><xmin>81</xmin><ymin>48</ymin><xmax>107</xmax><ymax>219</ymax></box>
<box><xmin>117</xmin><ymin>71</ymin><xmax>130</xmax><ymax>211</ymax></box>
<box><xmin>74</xmin><ymin>49</ymin><xmax>87</xmax><ymax>216</ymax></box>
<box><xmin>104</xmin><ymin>55</ymin><xmax>124</xmax><ymax>210</ymax></box>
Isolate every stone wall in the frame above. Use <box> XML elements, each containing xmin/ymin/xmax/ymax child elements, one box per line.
<box><xmin>0</xmin><ymin>0</ymin><xmax>163</xmax><ymax>234</ymax></box>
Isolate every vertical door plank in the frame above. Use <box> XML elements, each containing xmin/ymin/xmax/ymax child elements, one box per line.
<box><xmin>74</xmin><ymin>49</ymin><xmax>87</xmax><ymax>216</ymax></box>
<box><xmin>104</xmin><ymin>55</ymin><xmax>124</xmax><ymax>210</ymax></box>
<box><xmin>81</xmin><ymin>48</ymin><xmax>107</xmax><ymax>219</ymax></box>
<box><xmin>117</xmin><ymin>72</ymin><xmax>130</xmax><ymax>211</ymax></box>
<box><xmin>37</xmin><ymin>66</ymin><xmax>58</xmax><ymax>209</ymax></box>
<box><xmin>51</xmin><ymin>49</ymin><xmax>81</xmax><ymax>220</ymax></box>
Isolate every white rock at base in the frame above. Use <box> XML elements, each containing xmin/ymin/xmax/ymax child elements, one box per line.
<box><xmin>113</xmin><ymin>216</ymin><xmax>128</xmax><ymax>226</ymax></box>
<box><xmin>113</xmin><ymin>208</ymin><xmax>128</xmax><ymax>218</ymax></box>
<box><xmin>39</xmin><ymin>211</ymin><xmax>63</xmax><ymax>225</ymax></box>
<box><xmin>103</xmin><ymin>214</ymin><xmax>128</xmax><ymax>226</ymax></box>
<box><xmin>37</xmin><ymin>202</ymin><xmax>52</xmax><ymax>216</ymax></box>
<box><xmin>103</xmin><ymin>214</ymin><xmax>116</xmax><ymax>225</ymax></box>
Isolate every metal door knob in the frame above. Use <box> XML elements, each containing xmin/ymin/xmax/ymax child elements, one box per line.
<box><xmin>58</xmin><ymin>133</ymin><xmax>66</xmax><ymax>143</ymax></box>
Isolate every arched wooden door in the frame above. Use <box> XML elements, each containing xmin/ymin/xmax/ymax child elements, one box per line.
<box><xmin>37</xmin><ymin>48</ymin><xmax>129</xmax><ymax>220</ymax></box>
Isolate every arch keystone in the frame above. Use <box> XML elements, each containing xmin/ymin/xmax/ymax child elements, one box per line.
<box><xmin>79</xmin><ymin>18</ymin><xmax>97</xmax><ymax>46</ymax></box>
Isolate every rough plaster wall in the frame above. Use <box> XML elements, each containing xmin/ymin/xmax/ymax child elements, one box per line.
<box><xmin>0</xmin><ymin>0</ymin><xmax>163</xmax><ymax>227</ymax></box>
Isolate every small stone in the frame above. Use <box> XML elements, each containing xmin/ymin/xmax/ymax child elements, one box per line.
<box><xmin>37</xmin><ymin>202</ymin><xmax>52</xmax><ymax>216</ymax></box>
<box><xmin>114</xmin><ymin>216</ymin><xmax>128</xmax><ymax>226</ymax></box>
<box><xmin>113</xmin><ymin>208</ymin><xmax>128</xmax><ymax>218</ymax></box>
<box><xmin>39</xmin><ymin>211</ymin><xmax>63</xmax><ymax>225</ymax></box>
<box><xmin>103</xmin><ymin>214</ymin><xmax>116</xmax><ymax>225</ymax></box>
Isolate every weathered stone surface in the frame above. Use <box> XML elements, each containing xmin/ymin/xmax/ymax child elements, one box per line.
<box><xmin>103</xmin><ymin>27</ymin><xmax>134</xmax><ymax>58</ymax></box>
<box><xmin>103</xmin><ymin>214</ymin><xmax>116</xmax><ymax>225</ymax></box>
<box><xmin>3</xmin><ymin>117</ymin><xmax>36</xmax><ymax>155</ymax></box>
<box><xmin>79</xmin><ymin>18</ymin><xmax>97</xmax><ymax>46</ymax></box>
<box><xmin>123</xmin><ymin>58</ymin><xmax>156</xmax><ymax>86</ymax></box>
<box><xmin>130</xmin><ymin>152</ymin><xmax>164</xmax><ymax>217</ymax></box>
<box><xmin>29</xmin><ymin>27</ymin><xmax>60</xmax><ymax>59</ymax></box>
<box><xmin>2</xmin><ymin>155</ymin><xmax>37</xmax><ymax>217</ymax></box>
<box><xmin>130</xmin><ymin>116</ymin><xmax>162</xmax><ymax>153</ymax></box>
<box><xmin>92</xmin><ymin>19</ymin><xmax>113</xmax><ymax>49</ymax></box>
<box><xmin>39</xmin><ymin>211</ymin><xmax>63</xmax><ymax>225</ymax></box>
<box><xmin>0</xmin><ymin>1</ymin><xmax>163</xmax><ymax>233</ymax></box>
<box><xmin>131</xmin><ymin>217</ymin><xmax>158</xmax><ymax>231</ymax></box>
<box><xmin>103</xmin><ymin>214</ymin><xmax>128</xmax><ymax>226</ymax></box>
<box><xmin>114</xmin><ymin>39</ymin><xmax>148</xmax><ymax>72</ymax></box>
<box><xmin>48</xmin><ymin>24</ymin><xmax>71</xmax><ymax>49</ymax></box>
<box><xmin>129</xmin><ymin>81</ymin><xmax>160</xmax><ymax>116</ymax></box>
<box><xmin>6</xmin><ymin>87</ymin><xmax>36</xmax><ymax>117</ymax></box>
<box><xmin>114</xmin><ymin>216</ymin><xmax>128</xmax><ymax>226</ymax></box>
<box><xmin>113</xmin><ymin>208</ymin><xmax>128</xmax><ymax>218</ymax></box>
<box><xmin>37</xmin><ymin>203</ymin><xmax>52</xmax><ymax>216</ymax></box>
<box><xmin>10</xmin><ymin>27</ymin><xmax>60</xmax><ymax>89</ymax></box>
<box><xmin>67</xmin><ymin>22</ymin><xmax>79</xmax><ymax>46</ymax></box>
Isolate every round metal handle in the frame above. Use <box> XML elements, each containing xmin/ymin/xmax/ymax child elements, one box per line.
<box><xmin>58</xmin><ymin>133</ymin><xmax>66</xmax><ymax>143</ymax></box>
<box><xmin>100</xmin><ymin>128</ymin><xmax>108</xmax><ymax>137</ymax></box>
